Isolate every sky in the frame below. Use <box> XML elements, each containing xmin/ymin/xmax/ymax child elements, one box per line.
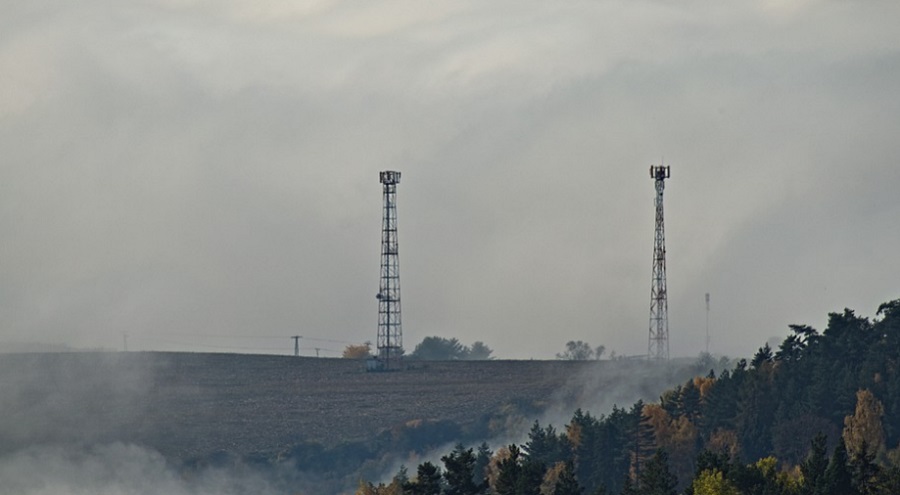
<box><xmin>1</xmin><ymin>0</ymin><xmax>899</xmax><ymax>360</ymax></box>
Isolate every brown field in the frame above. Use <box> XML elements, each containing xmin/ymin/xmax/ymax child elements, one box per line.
<box><xmin>0</xmin><ymin>352</ymin><xmax>696</xmax><ymax>461</ymax></box>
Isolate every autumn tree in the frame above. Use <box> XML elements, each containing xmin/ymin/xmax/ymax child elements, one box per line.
<box><xmin>642</xmin><ymin>404</ymin><xmax>697</xmax><ymax>486</ymax></box>
<box><xmin>691</xmin><ymin>470</ymin><xmax>740</xmax><ymax>495</ymax></box>
<box><xmin>343</xmin><ymin>342</ymin><xmax>372</xmax><ymax>359</ymax></box>
<box><xmin>355</xmin><ymin>480</ymin><xmax>405</xmax><ymax>495</ymax></box>
<box><xmin>843</xmin><ymin>389</ymin><xmax>886</xmax><ymax>459</ymax></box>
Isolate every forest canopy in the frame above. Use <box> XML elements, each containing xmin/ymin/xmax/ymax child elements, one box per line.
<box><xmin>361</xmin><ymin>299</ymin><xmax>900</xmax><ymax>495</ymax></box>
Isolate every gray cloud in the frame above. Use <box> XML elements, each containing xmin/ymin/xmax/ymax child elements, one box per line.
<box><xmin>1</xmin><ymin>0</ymin><xmax>899</xmax><ymax>359</ymax></box>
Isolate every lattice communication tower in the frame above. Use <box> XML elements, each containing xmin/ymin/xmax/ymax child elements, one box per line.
<box><xmin>376</xmin><ymin>171</ymin><xmax>403</xmax><ymax>370</ymax></box>
<box><xmin>649</xmin><ymin>165</ymin><xmax>671</xmax><ymax>360</ymax></box>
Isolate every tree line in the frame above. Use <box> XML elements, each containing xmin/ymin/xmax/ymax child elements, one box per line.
<box><xmin>343</xmin><ymin>337</ymin><xmax>494</xmax><ymax>360</ymax></box>
<box><xmin>357</xmin><ymin>299</ymin><xmax>900</xmax><ymax>494</ymax></box>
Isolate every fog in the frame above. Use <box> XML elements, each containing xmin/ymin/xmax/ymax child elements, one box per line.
<box><xmin>2</xmin><ymin>1</ymin><xmax>899</xmax><ymax>492</ymax></box>
<box><xmin>3</xmin><ymin>1</ymin><xmax>900</xmax><ymax>360</ymax></box>
<box><xmin>0</xmin><ymin>443</ymin><xmax>279</xmax><ymax>495</ymax></box>
<box><xmin>0</xmin><ymin>349</ymin><xmax>720</xmax><ymax>494</ymax></box>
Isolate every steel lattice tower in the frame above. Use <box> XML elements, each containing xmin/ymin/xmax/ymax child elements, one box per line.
<box><xmin>649</xmin><ymin>165</ymin><xmax>671</xmax><ymax>360</ymax></box>
<box><xmin>376</xmin><ymin>171</ymin><xmax>403</xmax><ymax>370</ymax></box>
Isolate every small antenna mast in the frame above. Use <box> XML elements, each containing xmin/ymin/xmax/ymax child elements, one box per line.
<box><xmin>705</xmin><ymin>293</ymin><xmax>710</xmax><ymax>355</ymax></box>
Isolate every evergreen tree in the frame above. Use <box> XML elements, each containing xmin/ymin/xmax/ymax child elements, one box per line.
<box><xmin>750</xmin><ymin>343</ymin><xmax>773</xmax><ymax>369</ymax></box>
<box><xmin>824</xmin><ymin>438</ymin><xmax>855</xmax><ymax>495</ymax></box>
<box><xmin>800</xmin><ymin>433</ymin><xmax>829</xmax><ymax>495</ymax></box>
<box><xmin>473</xmin><ymin>443</ymin><xmax>492</xmax><ymax>487</ymax></box>
<box><xmin>735</xmin><ymin>368</ymin><xmax>776</xmax><ymax>461</ymax></box>
<box><xmin>494</xmin><ymin>446</ymin><xmax>523</xmax><ymax>495</ymax></box>
<box><xmin>619</xmin><ymin>476</ymin><xmax>638</xmax><ymax>495</ymax></box>
<box><xmin>849</xmin><ymin>441</ymin><xmax>880</xmax><ymax>495</ymax></box>
<box><xmin>519</xmin><ymin>458</ymin><xmax>545</xmax><ymax>495</ymax></box>
<box><xmin>494</xmin><ymin>444</ymin><xmax>543</xmax><ymax>495</ymax></box>
<box><xmin>567</xmin><ymin>409</ymin><xmax>611</xmax><ymax>493</ymax></box>
<box><xmin>442</xmin><ymin>444</ymin><xmax>483</xmax><ymax>495</ymax></box>
<box><xmin>639</xmin><ymin>450</ymin><xmax>678</xmax><ymax>495</ymax></box>
<box><xmin>393</xmin><ymin>465</ymin><xmax>410</xmax><ymax>490</ymax></box>
<box><xmin>524</xmin><ymin>421</ymin><xmax>570</xmax><ymax>467</ymax></box>
<box><xmin>679</xmin><ymin>379</ymin><xmax>702</xmax><ymax>422</ymax></box>
<box><xmin>553</xmin><ymin>461</ymin><xmax>583</xmax><ymax>495</ymax></box>
<box><xmin>405</xmin><ymin>462</ymin><xmax>442</xmax><ymax>495</ymax></box>
<box><xmin>626</xmin><ymin>401</ymin><xmax>656</xmax><ymax>484</ymax></box>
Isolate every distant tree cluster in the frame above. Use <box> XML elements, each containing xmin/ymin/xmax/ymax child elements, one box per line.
<box><xmin>409</xmin><ymin>336</ymin><xmax>494</xmax><ymax>361</ymax></box>
<box><xmin>360</xmin><ymin>299</ymin><xmax>900</xmax><ymax>495</ymax></box>
<box><xmin>342</xmin><ymin>342</ymin><xmax>372</xmax><ymax>359</ymax></box>
<box><xmin>556</xmin><ymin>340</ymin><xmax>605</xmax><ymax>360</ymax></box>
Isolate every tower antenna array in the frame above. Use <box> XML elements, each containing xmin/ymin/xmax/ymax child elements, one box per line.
<box><xmin>376</xmin><ymin>171</ymin><xmax>403</xmax><ymax>370</ymax></box>
<box><xmin>649</xmin><ymin>164</ymin><xmax>671</xmax><ymax>360</ymax></box>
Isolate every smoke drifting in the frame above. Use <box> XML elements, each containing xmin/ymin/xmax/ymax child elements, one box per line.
<box><xmin>0</xmin><ymin>443</ymin><xmax>279</xmax><ymax>495</ymax></box>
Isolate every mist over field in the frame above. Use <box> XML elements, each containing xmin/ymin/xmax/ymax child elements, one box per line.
<box><xmin>0</xmin><ymin>444</ymin><xmax>280</xmax><ymax>495</ymax></box>
<box><xmin>0</xmin><ymin>351</ymin><xmax>712</xmax><ymax>494</ymax></box>
<box><xmin>2</xmin><ymin>0</ymin><xmax>900</xmax><ymax>493</ymax></box>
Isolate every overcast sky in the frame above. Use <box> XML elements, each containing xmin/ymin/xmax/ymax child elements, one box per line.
<box><xmin>1</xmin><ymin>0</ymin><xmax>899</xmax><ymax>360</ymax></box>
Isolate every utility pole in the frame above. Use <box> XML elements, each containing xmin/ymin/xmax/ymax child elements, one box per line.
<box><xmin>648</xmin><ymin>164</ymin><xmax>671</xmax><ymax>361</ymax></box>
<box><xmin>376</xmin><ymin>170</ymin><xmax>403</xmax><ymax>371</ymax></box>
<box><xmin>292</xmin><ymin>335</ymin><xmax>301</xmax><ymax>357</ymax></box>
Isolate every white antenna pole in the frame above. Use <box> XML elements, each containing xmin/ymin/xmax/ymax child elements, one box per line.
<box><xmin>705</xmin><ymin>293</ymin><xmax>710</xmax><ymax>354</ymax></box>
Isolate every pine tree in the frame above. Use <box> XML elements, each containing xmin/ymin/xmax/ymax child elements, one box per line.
<box><xmin>494</xmin><ymin>445</ymin><xmax>523</xmax><ymax>495</ymax></box>
<box><xmin>824</xmin><ymin>438</ymin><xmax>855</xmax><ymax>495</ymax></box>
<box><xmin>627</xmin><ymin>401</ymin><xmax>656</xmax><ymax>484</ymax></box>
<box><xmin>849</xmin><ymin>441</ymin><xmax>880</xmax><ymax>495</ymax></box>
<box><xmin>800</xmin><ymin>433</ymin><xmax>829</xmax><ymax>495</ymax></box>
<box><xmin>405</xmin><ymin>462</ymin><xmax>442</xmax><ymax>495</ymax></box>
<box><xmin>493</xmin><ymin>444</ymin><xmax>543</xmax><ymax>495</ymax></box>
<box><xmin>473</xmin><ymin>442</ymin><xmax>492</xmax><ymax>488</ymax></box>
<box><xmin>554</xmin><ymin>461</ymin><xmax>583</xmax><ymax>495</ymax></box>
<box><xmin>639</xmin><ymin>450</ymin><xmax>678</xmax><ymax>495</ymax></box>
<box><xmin>524</xmin><ymin>421</ymin><xmax>569</xmax><ymax>467</ymax></box>
<box><xmin>442</xmin><ymin>444</ymin><xmax>483</xmax><ymax>495</ymax></box>
<box><xmin>619</xmin><ymin>476</ymin><xmax>638</xmax><ymax>495</ymax></box>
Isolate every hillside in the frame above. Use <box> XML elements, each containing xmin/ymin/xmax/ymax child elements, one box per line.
<box><xmin>372</xmin><ymin>300</ymin><xmax>900</xmax><ymax>495</ymax></box>
<box><xmin>0</xmin><ymin>352</ymin><xmax>698</xmax><ymax>462</ymax></box>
